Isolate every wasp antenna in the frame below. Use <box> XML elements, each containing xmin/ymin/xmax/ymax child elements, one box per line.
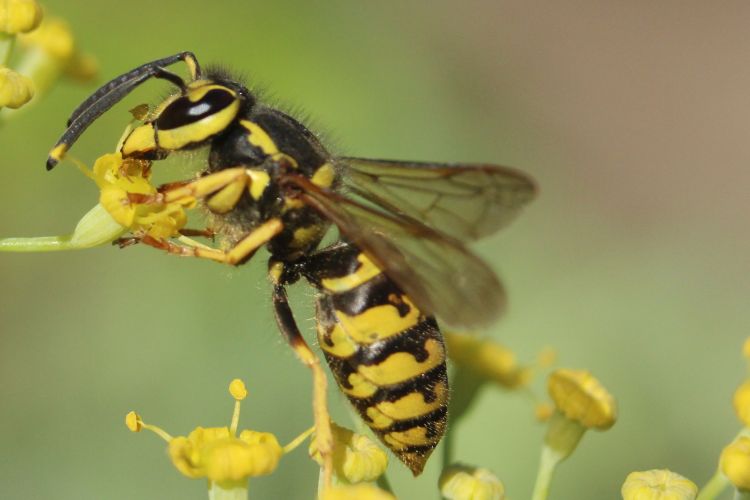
<box><xmin>47</xmin><ymin>51</ymin><xmax>201</xmax><ymax>171</ymax></box>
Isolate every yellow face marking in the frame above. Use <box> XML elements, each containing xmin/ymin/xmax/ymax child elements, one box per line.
<box><xmin>206</xmin><ymin>177</ymin><xmax>246</xmax><ymax>214</ymax></box>
<box><xmin>356</xmin><ymin>338</ymin><xmax>445</xmax><ymax>386</ymax></box>
<box><xmin>240</xmin><ymin>119</ymin><xmax>279</xmax><ymax>156</ymax></box>
<box><xmin>245</xmin><ymin>169</ymin><xmax>270</xmax><ymax>200</ymax></box>
<box><xmin>121</xmin><ymin>123</ymin><xmax>157</xmax><ymax>156</ymax></box>
<box><xmin>373</xmin><ymin>380</ymin><xmax>448</xmax><ymax>422</ymax></box>
<box><xmin>321</xmin><ymin>253</ymin><xmax>382</xmax><ymax>293</ymax></box>
<box><xmin>384</xmin><ymin>426</ymin><xmax>442</xmax><ymax>449</ymax></box>
<box><xmin>157</xmin><ymin>99</ymin><xmax>240</xmax><ymax>150</ymax></box>
<box><xmin>186</xmin><ymin>83</ymin><xmax>232</xmax><ymax>102</ymax></box>
<box><xmin>334</xmin><ymin>295</ymin><xmax>421</xmax><ymax>344</ymax></box>
<box><xmin>343</xmin><ymin>372</ymin><xmax>378</xmax><ymax>399</ymax></box>
<box><xmin>49</xmin><ymin>143</ymin><xmax>68</xmax><ymax>162</ymax></box>
<box><xmin>311</xmin><ymin>163</ymin><xmax>335</xmax><ymax>188</ymax></box>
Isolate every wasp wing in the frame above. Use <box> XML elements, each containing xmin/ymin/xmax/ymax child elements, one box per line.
<box><xmin>338</xmin><ymin>158</ymin><xmax>536</xmax><ymax>241</ymax></box>
<box><xmin>287</xmin><ymin>175</ymin><xmax>505</xmax><ymax>329</ymax></box>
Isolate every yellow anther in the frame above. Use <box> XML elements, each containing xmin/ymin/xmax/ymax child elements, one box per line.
<box><xmin>310</xmin><ymin>422</ymin><xmax>388</xmax><ymax>483</ymax></box>
<box><xmin>439</xmin><ymin>464</ymin><xmax>505</xmax><ymax>500</ymax></box>
<box><xmin>445</xmin><ymin>331</ymin><xmax>531</xmax><ymax>388</ymax></box>
<box><xmin>0</xmin><ymin>66</ymin><xmax>34</xmax><ymax>109</ymax></box>
<box><xmin>548</xmin><ymin>369</ymin><xmax>617</xmax><ymax>430</ymax></box>
<box><xmin>0</xmin><ymin>0</ymin><xmax>42</xmax><ymax>34</ymax></box>
<box><xmin>229</xmin><ymin>379</ymin><xmax>248</xmax><ymax>401</ymax></box>
<box><xmin>320</xmin><ymin>484</ymin><xmax>396</xmax><ymax>500</ymax></box>
<box><xmin>125</xmin><ymin>411</ymin><xmax>142</xmax><ymax>432</ymax></box>
<box><xmin>721</xmin><ymin>437</ymin><xmax>750</xmax><ymax>492</ymax></box>
<box><xmin>534</xmin><ymin>402</ymin><xmax>554</xmax><ymax>423</ymax></box>
<box><xmin>621</xmin><ymin>469</ymin><xmax>697</xmax><ymax>500</ymax></box>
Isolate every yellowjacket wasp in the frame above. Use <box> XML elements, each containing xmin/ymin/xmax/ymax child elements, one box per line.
<box><xmin>47</xmin><ymin>52</ymin><xmax>536</xmax><ymax>477</ymax></box>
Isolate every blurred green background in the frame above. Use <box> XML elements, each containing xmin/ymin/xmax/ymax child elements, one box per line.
<box><xmin>2</xmin><ymin>1</ymin><xmax>749</xmax><ymax>498</ymax></box>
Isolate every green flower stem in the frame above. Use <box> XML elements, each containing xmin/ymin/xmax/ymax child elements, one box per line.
<box><xmin>0</xmin><ymin>204</ymin><xmax>126</xmax><ymax>252</ymax></box>
<box><xmin>0</xmin><ymin>33</ymin><xmax>15</xmax><ymax>66</ymax></box>
<box><xmin>531</xmin><ymin>445</ymin><xmax>562</xmax><ymax>500</ymax></box>
<box><xmin>697</xmin><ymin>470</ymin><xmax>729</xmax><ymax>500</ymax></box>
<box><xmin>208</xmin><ymin>480</ymin><xmax>247</xmax><ymax>500</ymax></box>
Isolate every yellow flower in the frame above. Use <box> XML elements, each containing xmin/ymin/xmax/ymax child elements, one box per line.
<box><xmin>734</xmin><ymin>381</ymin><xmax>750</xmax><ymax>428</ymax></box>
<box><xmin>621</xmin><ymin>469</ymin><xmax>697</xmax><ymax>500</ymax></box>
<box><xmin>0</xmin><ymin>0</ymin><xmax>42</xmax><ymax>34</ymax></box>
<box><xmin>721</xmin><ymin>437</ymin><xmax>750</xmax><ymax>492</ymax></box>
<box><xmin>439</xmin><ymin>464</ymin><xmax>505</xmax><ymax>500</ymax></box>
<box><xmin>0</xmin><ymin>65</ymin><xmax>33</xmax><ymax>108</ymax></box>
<box><xmin>169</xmin><ymin>427</ymin><xmax>282</xmax><ymax>481</ymax></box>
<box><xmin>445</xmin><ymin>331</ymin><xmax>532</xmax><ymax>389</ymax></box>
<box><xmin>548</xmin><ymin>369</ymin><xmax>617</xmax><ymax>430</ymax></box>
<box><xmin>320</xmin><ymin>484</ymin><xmax>396</xmax><ymax>500</ymax></box>
<box><xmin>309</xmin><ymin>422</ymin><xmax>388</xmax><ymax>483</ymax></box>
<box><xmin>124</xmin><ymin>379</ymin><xmax>321</xmax><ymax>499</ymax></box>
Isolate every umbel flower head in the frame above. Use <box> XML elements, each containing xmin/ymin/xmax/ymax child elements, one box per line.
<box><xmin>0</xmin><ymin>152</ymin><xmax>190</xmax><ymax>252</ymax></box>
<box><xmin>621</xmin><ymin>469</ymin><xmax>697</xmax><ymax>500</ymax></box>
<box><xmin>439</xmin><ymin>463</ymin><xmax>505</xmax><ymax>500</ymax></box>
<box><xmin>125</xmin><ymin>379</ymin><xmax>311</xmax><ymax>499</ymax></box>
<box><xmin>309</xmin><ymin>421</ymin><xmax>388</xmax><ymax>484</ymax></box>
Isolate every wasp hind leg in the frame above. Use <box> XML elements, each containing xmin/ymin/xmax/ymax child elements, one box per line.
<box><xmin>269</xmin><ymin>260</ymin><xmax>334</xmax><ymax>489</ymax></box>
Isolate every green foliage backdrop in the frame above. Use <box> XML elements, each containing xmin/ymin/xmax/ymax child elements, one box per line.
<box><xmin>1</xmin><ymin>1</ymin><xmax>749</xmax><ymax>498</ymax></box>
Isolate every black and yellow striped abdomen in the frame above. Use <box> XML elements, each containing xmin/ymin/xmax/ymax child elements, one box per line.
<box><xmin>305</xmin><ymin>243</ymin><xmax>449</xmax><ymax>475</ymax></box>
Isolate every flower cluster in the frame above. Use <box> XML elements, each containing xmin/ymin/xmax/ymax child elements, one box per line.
<box><xmin>0</xmin><ymin>0</ymin><xmax>95</xmax><ymax>115</ymax></box>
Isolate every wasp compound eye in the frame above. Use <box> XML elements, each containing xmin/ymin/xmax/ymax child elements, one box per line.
<box><xmin>156</xmin><ymin>88</ymin><xmax>236</xmax><ymax>130</ymax></box>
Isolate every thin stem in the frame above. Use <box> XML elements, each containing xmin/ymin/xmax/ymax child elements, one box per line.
<box><xmin>208</xmin><ymin>480</ymin><xmax>248</xmax><ymax>500</ymax></box>
<box><xmin>697</xmin><ymin>470</ymin><xmax>728</xmax><ymax>500</ymax></box>
<box><xmin>531</xmin><ymin>446</ymin><xmax>561</xmax><ymax>500</ymax></box>
<box><xmin>283</xmin><ymin>426</ymin><xmax>315</xmax><ymax>454</ymax></box>
<box><xmin>0</xmin><ymin>33</ymin><xmax>15</xmax><ymax>66</ymax></box>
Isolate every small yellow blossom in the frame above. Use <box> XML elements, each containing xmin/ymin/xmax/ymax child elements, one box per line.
<box><xmin>0</xmin><ymin>0</ymin><xmax>42</xmax><ymax>34</ymax></box>
<box><xmin>734</xmin><ymin>381</ymin><xmax>750</xmax><ymax>428</ymax></box>
<box><xmin>440</xmin><ymin>464</ymin><xmax>505</xmax><ymax>500</ymax></box>
<box><xmin>320</xmin><ymin>484</ymin><xmax>396</xmax><ymax>500</ymax></box>
<box><xmin>0</xmin><ymin>65</ymin><xmax>33</xmax><ymax>108</ymax></box>
<box><xmin>548</xmin><ymin>369</ymin><xmax>617</xmax><ymax>430</ymax></box>
<box><xmin>310</xmin><ymin>422</ymin><xmax>388</xmax><ymax>483</ymax></box>
<box><xmin>445</xmin><ymin>331</ymin><xmax>532</xmax><ymax>388</ymax></box>
<box><xmin>721</xmin><ymin>437</ymin><xmax>750</xmax><ymax>492</ymax></box>
<box><xmin>621</xmin><ymin>469</ymin><xmax>697</xmax><ymax>500</ymax></box>
<box><xmin>18</xmin><ymin>16</ymin><xmax>74</xmax><ymax>62</ymax></box>
<box><xmin>169</xmin><ymin>427</ymin><xmax>283</xmax><ymax>481</ymax></box>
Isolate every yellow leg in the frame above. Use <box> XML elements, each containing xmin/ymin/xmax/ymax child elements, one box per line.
<box><xmin>270</xmin><ymin>265</ymin><xmax>334</xmax><ymax>489</ymax></box>
<box><xmin>119</xmin><ymin>218</ymin><xmax>283</xmax><ymax>265</ymax></box>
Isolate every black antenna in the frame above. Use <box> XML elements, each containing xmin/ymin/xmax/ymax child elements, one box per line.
<box><xmin>46</xmin><ymin>51</ymin><xmax>202</xmax><ymax>171</ymax></box>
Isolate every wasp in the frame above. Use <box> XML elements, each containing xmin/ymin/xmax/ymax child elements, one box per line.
<box><xmin>46</xmin><ymin>52</ymin><xmax>536</xmax><ymax>477</ymax></box>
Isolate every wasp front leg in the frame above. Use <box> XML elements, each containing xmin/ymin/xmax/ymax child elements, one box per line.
<box><xmin>121</xmin><ymin>168</ymin><xmax>283</xmax><ymax>265</ymax></box>
<box><xmin>269</xmin><ymin>260</ymin><xmax>334</xmax><ymax>489</ymax></box>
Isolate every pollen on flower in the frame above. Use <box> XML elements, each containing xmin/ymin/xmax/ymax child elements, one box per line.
<box><xmin>125</xmin><ymin>411</ymin><xmax>143</xmax><ymax>432</ymax></box>
<box><xmin>0</xmin><ymin>0</ymin><xmax>43</xmax><ymax>34</ymax></box>
<box><xmin>621</xmin><ymin>469</ymin><xmax>697</xmax><ymax>500</ymax></box>
<box><xmin>229</xmin><ymin>379</ymin><xmax>248</xmax><ymax>401</ymax></box>
<box><xmin>445</xmin><ymin>331</ymin><xmax>532</xmax><ymax>388</ymax></box>
<box><xmin>439</xmin><ymin>463</ymin><xmax>505</xmax><ymax>500</ymax></box>
<box><xmin>309</xmin><ymin>422</ymin><xmax>388</xmax><ymax>483</ymax></box>
<box><xmin>721</xmin><ymin>437</ymin><xmax>750</xmax><ymax>492</ymax></box>
<box><xmin>548</xmin><ymin>369</ymin><xmax>617</xmax><ymax>430</ymax></box>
